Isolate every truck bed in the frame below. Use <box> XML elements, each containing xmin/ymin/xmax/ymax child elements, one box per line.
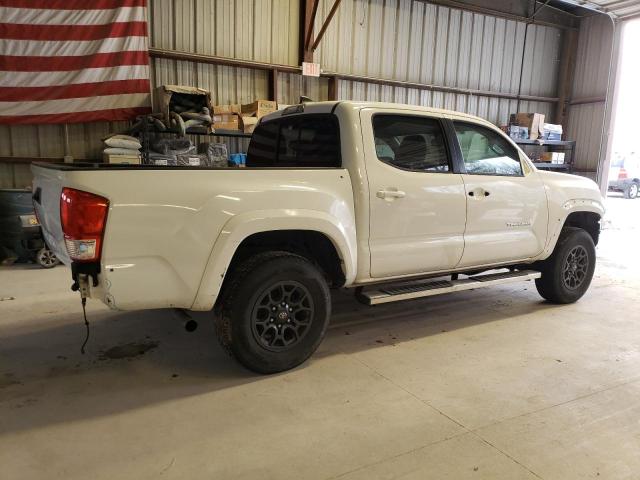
<box><xmin>31</xmin><ymin>162</ymin><xmax>356</xmax><ymax>311</ymax></box>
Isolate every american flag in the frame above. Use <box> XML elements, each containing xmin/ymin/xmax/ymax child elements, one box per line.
<box><xmin>0</xmin><ymin>0</ymin><xmax>152</xmax><ymax>124</ymax></box>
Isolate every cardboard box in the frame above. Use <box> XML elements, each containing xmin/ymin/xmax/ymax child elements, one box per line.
<box><xmin>213</xmin><ymin>104</ymin><xmax>241</xmax><ymax>115</ymax></box>
<box><xmin>543</xmin><ymin>123</ymin><xmax>563</xmax><ymax>141</ymax></box>
<box><xmin>212</xmin><ymin>113</ymin><xmax>240</xmax><ymax>131</ymax></box>
<box><xmin>543</xmin><ymin>123</ymin><xmax>562</xmax><ymax>134</ymax></box>
<box><xmin>241</xmin><ymin>100</ymin><xmax>277</xmax><ymax>119</ymax></box>
<box><xmin>508</xmin><ymin>125</ymin><xmax>529</xmax><ymax>140</ymax></box>
<box><xmin>239</xmin><ymin>116</ymin><xmax>259</xmax><ymax>134</ymax></box>
<box><xmin>540</xmin><ymin>152</ymin><xmax>553</xmax><ymax>162</ymax></box>
<box><xmin>510</xmin><ymin>112</ymin><xmax>545</xmax><ymax>140</ymax></box>
<box><xmin>103</xmin><ymin>153</ymin><xmax>141</xmax><ymax>164</ymax></box>
<box><xmin>155</xmin><ymin>85</ymin><xmax>212</xmax><ymax>125</ymax></box>
<box><xmin>545</xmin><ymin>132</ymin><xmax>562</xmax><ymax>141</ymax></box>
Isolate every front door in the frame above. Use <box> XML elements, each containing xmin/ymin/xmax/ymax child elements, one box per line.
<box><xmin>450</xmin><ymin>120</ymin><xmax>549</xmax><ymax>267</ymax></box>
<box><xmin>361</xmin><ymin>109</ymin><xmax>468</xmax><ymax>278</ymax></box>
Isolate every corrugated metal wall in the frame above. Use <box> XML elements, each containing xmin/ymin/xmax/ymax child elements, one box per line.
<box><xmin>317</xmin><ymin>0</ymin><xmax>563</xmax><ymax>125</ymax></box>
<box><xmin>148</xmin><ymin>0</ymin><xmax>325</xmax><ymax>106</ymax></box>
<box><xmin>150</xmin><ymin>0</ymin><xmax>298</xmax><ymax>64</ymax></box>
<box><xmin>1</xmin><ymin>0</ymin><xmax>579</xmax><ymax>188</ymax></box>
<box><xmin>565</xmin><ymin>14</ymin><xmax>614</xmax><ymax>172</ymax></box>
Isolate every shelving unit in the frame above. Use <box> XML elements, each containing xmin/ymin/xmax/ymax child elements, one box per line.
<box><xmin>514</xmin><ymin>139</ymin><xmax>576</xmax><ymax>172</ymax></box>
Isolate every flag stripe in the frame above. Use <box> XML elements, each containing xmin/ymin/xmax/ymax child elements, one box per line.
<box><xmin>1</xmin><ymin>51</ymin><xmax>149</xmax><ymax>71</ymax></box>
<box><xmin>0</xmin><ymin>21</ymin><xmax>147</xmax><ymax>41</ymax></box>
<box><xmin>0</xmin><ymin>65</ymin><xmax>149</xmax><ymax>87</ymax></box>
<box><xmin>2</xmin><ymin>6</ymin><xmax>146</xmax><ymax>25</ymax></box>
<box><xmin>0</xmin><ymin>107</ymin><xmax>152</xmax><ymax>125</ymax></box>
<box><xmin>0</xmin><ymin>0</ymin><xmax>147</xmax><ymax>10</ymax></box>
<box><xmin>0</xmin><ymin>93</ymin><xmax>150</xmax><ymax>116</ymax></box>
<box><xmin>0</xmin><ymin>79</ymin><xmax>150</xmax><ymax>101</ymax></box>
<box><xmin>1</xmin><ymin>36</ymin><xmax>148</xmax><ymax>57</ymax></box>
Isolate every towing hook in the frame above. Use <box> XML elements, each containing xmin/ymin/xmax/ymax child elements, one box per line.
<box><xmin>172</xmin><ymin>309</ymin><xmax>198</xmax><ymax>332</ymax></box>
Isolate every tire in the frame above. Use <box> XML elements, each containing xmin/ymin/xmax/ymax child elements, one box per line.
<box><xmin>535</xmin><ymin>227</ymin><xmax>596</xmax><ymax>304</ymax></box>
<box><xmin>36</xmin><ymin>247</ymin><xmax>59</xmax><ymax>269</ymax></box>
<box><xmin>215</xmin><ymin>252</ymin><xmax>331</xmax><ymax>374</ymax></box>
<box><xmin>623</xmin><ymin>182</ymin><xmax>639</xmax><ymax>199</ymax></box>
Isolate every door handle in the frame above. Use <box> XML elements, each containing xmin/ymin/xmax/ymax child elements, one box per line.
<box><xmin>377</xmin><ymin>189</ymin><xmax>406</xmax><ymax>200</ymax></box>
<box><xmin>468</xmin><ymin>189</ymin><xmax>490</xmax><ymax>197</ymax></box>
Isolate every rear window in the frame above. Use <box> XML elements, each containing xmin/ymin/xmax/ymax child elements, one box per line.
<box><xmin>247</xmin><ymin>114</ymin><xmax>341</xmax><ymax>167</ymax></box>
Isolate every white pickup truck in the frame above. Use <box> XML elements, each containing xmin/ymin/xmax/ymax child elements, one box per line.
<box><xmin>32</xmin><ymin>101</ymin><xmax>604</xmax><ymax>373</ymax></box>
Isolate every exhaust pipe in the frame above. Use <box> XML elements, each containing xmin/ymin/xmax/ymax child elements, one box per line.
<box><xmin>172</xmin><ymin>309</ymin><xmax>198</xmax><ymax>332</ymax></box>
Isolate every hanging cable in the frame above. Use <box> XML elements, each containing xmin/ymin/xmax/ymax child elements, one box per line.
<box><xmin>516</xmin><ymin>0</ymin><xmax>553</xmax><ymax>114</ymax></box>
<box><xmin>80</xmin><ymin>297</ymin><xmax>90</xmax><ymax>354</ymax></box>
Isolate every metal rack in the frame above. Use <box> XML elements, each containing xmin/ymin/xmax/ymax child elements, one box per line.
<box><xmin>138</xmin><ymin>122</ymin><xmax>252</xmax><ymax>165</ymax></box>
<box><xmin>515</xmin><ymin>139</ymin><xmax>576</xmax><ymax>172</ymax></box>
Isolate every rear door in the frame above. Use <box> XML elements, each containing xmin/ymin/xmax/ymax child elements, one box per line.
<box><xmin>361</xmin><ymin>108</ymin><xmax>467</xmax><ymax>278</ymax></box>
<box><xmin>449</xmin><ymin>120</ymin><xmax>548</xmax><ymax>267</ymax></box>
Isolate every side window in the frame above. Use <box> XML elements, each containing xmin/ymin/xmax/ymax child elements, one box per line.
<box><xmin>247</xmin><ymin>114</ymin><xmax>341</xmax><ymax>167</ymax></box>
<box><xmin>454</xmin><ymin>122</ymin><xmax>523</xmax><ymax>176</ymax></box>
<box><xmin>372</xmin><ymin>115</ymin><xmax>450</xmax><ymax>172</ymax></box>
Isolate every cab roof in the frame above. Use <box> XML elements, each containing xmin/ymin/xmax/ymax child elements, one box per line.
<box><xmin>261</xmin><ymin>100</ymin><xmax>488</xmax><ymax>125</ymax></box>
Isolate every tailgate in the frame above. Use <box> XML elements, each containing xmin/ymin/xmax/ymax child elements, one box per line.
<box><xmin>31</xmin><ymin>164</ymin><xmax>70</xmax><ymax>264</ymax></box>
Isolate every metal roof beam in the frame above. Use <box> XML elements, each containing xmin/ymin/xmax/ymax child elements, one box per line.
<box><xmin>311</xmin><ymin>0</ymin><xmax>343</xmax><ymax>51</ymax></box>
<box><xmin>415</xmin><ymin>0</ymin><xmax>577</xmax><ymax>30</ymax></box>
<box><xmin>598</xmin><ymin>0</ymin><xmax>640</xmax><ymax>8</ymax></box>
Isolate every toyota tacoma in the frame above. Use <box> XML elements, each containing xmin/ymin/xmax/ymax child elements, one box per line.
<box><xmin>32</xmin><ymin>101</ymin><xmax>604</xmax><ymax>373</ymax></box>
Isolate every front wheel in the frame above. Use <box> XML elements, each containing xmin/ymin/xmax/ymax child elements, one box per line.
<box><xmin>623</xmin><ymin>182</ymin><xmax>639</xmax><ymax>199</ymax></box>
<box><xmin>535</xmin><ymin>227</ymin><xmax>596</xmax><ymax>304</ymax></box>
<box><xmin>36</xmin><ymin>247</ymin><xmax>60</xmax><ymax>269</ymax></box>
<box><xmin>215</xmin><ymin>252</ymin><xmax>331</xmax><ymax>374</ymax></box>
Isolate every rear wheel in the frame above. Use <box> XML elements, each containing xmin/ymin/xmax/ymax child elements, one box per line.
<box><xmin>623</xmin><ymin>182</ymin><xmax>638</xmax><ymax>199</ymax></box>
<box><xmin>215</xmin><ymin>252</ymin><xmax>331</xmax><ymax>374</ymax></box>
<box><xmin>535</xmin><ymin>227</ymin><xmax>596</xmax><ymax>304</ymax></box>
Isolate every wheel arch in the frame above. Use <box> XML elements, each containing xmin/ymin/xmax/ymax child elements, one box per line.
<box><xmin>190</xmin><ymin>209</ymin><xmax>357</xmax><ymax>311</ymax></box>
<box><xmin>563</xmin><ymin>211</ymin><xmax>602</xmax><ymax>246</ymax></box>
<box><xmin>225</xmin><ymin>230</ymin><xmax>347</xmax><ymax>289</ymax></box>
<box><xmin>540</xmin><ymin>200</ymin><xmax>604</xmax><ymax>261</ymax></box>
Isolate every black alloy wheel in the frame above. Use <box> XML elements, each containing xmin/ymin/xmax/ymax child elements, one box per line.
<box><xmin>250</xmin><ymin>281</ymin><xmax>315</xmax><ymax>351</ymax></box>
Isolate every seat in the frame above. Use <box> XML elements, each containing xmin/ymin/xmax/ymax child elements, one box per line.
<box><xmin>395</xmin><ymin>135</ymin><xmax>427</xmax><ymax>169</ymax></box>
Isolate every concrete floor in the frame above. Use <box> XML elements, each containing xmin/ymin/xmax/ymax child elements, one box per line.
<box><xmin>1</xmin><ymin>196</ymin><xmax>639</xmax><ymax>480</ymax></box>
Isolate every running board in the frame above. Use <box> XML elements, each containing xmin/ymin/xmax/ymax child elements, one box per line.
<box><xmin>359</xmin><ymin>270</ymin><xmax>541</xmax><ymax>306</ymax></box>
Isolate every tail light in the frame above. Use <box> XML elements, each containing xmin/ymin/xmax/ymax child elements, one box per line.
<box><xmin>60</xmin><ymin>188</ymin><xmax>109</xmax><ymax>262</ymax></box>
<box><xmin>619</xmin><ymin>168</ymin><xmax>628</xmax><ymax>180</ymax></box>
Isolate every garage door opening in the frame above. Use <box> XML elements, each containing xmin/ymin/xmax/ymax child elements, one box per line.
<box><xmin>607</xmin><ymin>19</ymin><xmax>640</xmax><ymax>201</ymax></box>
<box><xmin>599</xmin><ymin>18</ymin><xmax>640</xmax><ymax>280</ymax></box>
